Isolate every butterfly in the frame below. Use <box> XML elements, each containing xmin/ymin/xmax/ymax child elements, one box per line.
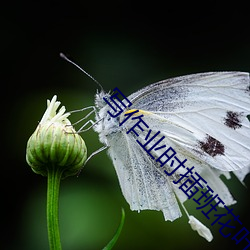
<box><xmin>91</xmin><ymin>72</ymin><xmax>250</xmax><ymax>226</ymax></box>
<box><xmin>59</xmin><ymin>52</ymin><xmax>250</xmax><ymax>241</ymax></box>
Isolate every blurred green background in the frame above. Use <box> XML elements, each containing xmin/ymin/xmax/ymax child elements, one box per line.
<box><xmin>2</xmin><ymin>2</ymin><xmax>250</xmax><ymax>250</ymax></box>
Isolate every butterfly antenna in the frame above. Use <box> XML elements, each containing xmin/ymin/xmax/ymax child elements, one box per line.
<box><xmin>60</xmin><ymin>53</ymin><xmax>104</xmax><ymax>91</ymax></box>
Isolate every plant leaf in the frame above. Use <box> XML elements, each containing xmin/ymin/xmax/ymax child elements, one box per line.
<box><xmin>102</xmin><ymin>208</ymin><xmax>125</xmax><ymax>250</ymax></box>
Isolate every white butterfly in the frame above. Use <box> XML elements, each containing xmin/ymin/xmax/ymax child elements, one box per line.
<box><xmin>88</xmin><ymin>72</ymin><xmax>250</xmax><ymax>241</ymax></box>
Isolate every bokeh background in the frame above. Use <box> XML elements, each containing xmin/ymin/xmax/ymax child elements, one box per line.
<box><xmin>2</xmin><ymin>2</ymin><xmax>250</xmax><ymax>250</ymax></box>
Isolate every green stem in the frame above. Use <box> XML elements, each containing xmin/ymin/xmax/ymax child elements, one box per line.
<box><xmin>47</xmin><ymin>165</ymin><xmax>63</xmax><ymax>250</ymax></box>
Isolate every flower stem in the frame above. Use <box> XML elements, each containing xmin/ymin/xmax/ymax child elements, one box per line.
<box><xmin>47</xmin><ymin>165</ymin><xmax>63</xmax><ymax>250</ymax></box>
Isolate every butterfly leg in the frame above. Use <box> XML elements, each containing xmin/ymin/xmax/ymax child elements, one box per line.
<box><xmin>85</xmin><ymin>145</ymin><xmax>108</xmax><ymax>165</ymax></box>
<box><xmin>77</xmin><ymin>145</ymin><xmax>108</xmax><ymax>176</ymax></box>
<box><xmin>70</xmin><ymin>106</ymin><xmax>96</xmax><ymax>125</ymax></box>
<box><xmin>77</xmin><ymin>119</ymin><xmax>98</xmax><ymax>133</ymax></box>
<box><xmin>68</xmin><ymin>106</ymin><xmax>99</xmax><ymax>132</ymax></box>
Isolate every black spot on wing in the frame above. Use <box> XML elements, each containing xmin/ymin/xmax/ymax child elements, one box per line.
<box><xmin>224</xmin><ymin>111</ymin><xmax>243</xmax><ymax>130</ymax></box>
<box><xmin>246</xmin><ymin>84</ymin><xmax>250</xmax><ymax>94</ymax></box>
<box><xmin>199</xmin><ymin>135</ymin><xmax>225</xmax><ymax>157</ymax></box>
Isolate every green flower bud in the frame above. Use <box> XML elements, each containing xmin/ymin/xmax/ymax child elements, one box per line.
<box><xmin>26</xmin><ymin>95</ymin><xmax>87</xmax><ymax>178</ymax></box>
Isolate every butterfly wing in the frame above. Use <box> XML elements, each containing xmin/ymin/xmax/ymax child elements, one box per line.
<box><xmin>118</xmin><ymin>111</ymin><xmax>236</xmax><ymax>205</ymax></box>
<box><xmin>96</xmin><ymin>72</ymin><xmax>249</xmax><ymax>221</ymax></box>
<box><xmin>106</xmin><ymin>129</ymin><xmax>182</xmax><ymax>221</ymax></box>
<box><xmin>127</xmin><ymin>72</ymin><xmax>250</xmax><ymax>174</ymax></box>
<box><xmin>105</xmin><ymin>108</ymin><xmax>236</xmax><ymax>221</ymax></box>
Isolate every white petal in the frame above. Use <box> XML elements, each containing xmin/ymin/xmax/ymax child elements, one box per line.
<box><xmin>40</xmin><ymin>95</ymin><xmax>71</xmax><ymax>125</ymax></box>
<box><xmin>188</xmin><ymin>215</ymin><xmax>213</xmax><ymax>242</ymax></box>
<box><xmin>41</xmin><ymin>95</ymin><xmax>57</xmax><ymax>123</ymax></box>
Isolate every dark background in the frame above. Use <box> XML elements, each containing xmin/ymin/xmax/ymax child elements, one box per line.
<box><xmin>2</xmin><ymin>2</ymin><xmax>250</xmax><ymax>250</ymax></box>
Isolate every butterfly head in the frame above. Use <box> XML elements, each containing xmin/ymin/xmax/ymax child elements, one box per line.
<box><xmin>95</xmin><ymin>90</ymin><xmax>111</xmax><ymax>110</ymax></box>
<box><xmin>93</xmin><ymin>90</ymin><xmax>121</xmax><ymax>145</ymax></box>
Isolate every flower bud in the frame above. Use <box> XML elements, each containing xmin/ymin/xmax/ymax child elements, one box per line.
<box><xmin>26</xmin><ymin>95</ymin><xmax>87</xmax><ymax>178</ymax></box>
